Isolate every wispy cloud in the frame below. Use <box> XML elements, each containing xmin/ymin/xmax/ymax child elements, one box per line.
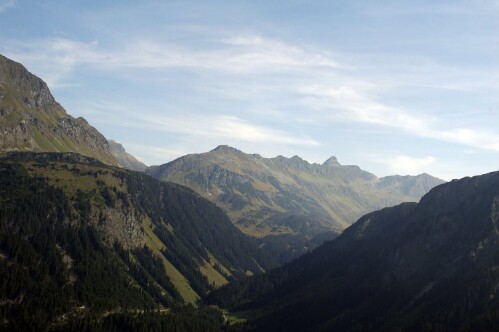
<box><xmin>221</xmin><ymin>35</ymin><xmax>338</xmax><ymax>69</ymax></box>
<box><xmin>139</xmin><ymin>114</ymin><xmax>320</xmax><ymax>146</ymax></box>
<box><xmin>3</xmin><ymin>35</ymin><xmax>339</xmax><ymax>86</ymax></box>
<box><xmin>438</xmin><ymin>128</ymin><xmax>499</xmax><ymax>151</ymax></box>
<box><xmin>298</xmin><ymin>84</ymin><xmax>499</xmax><ymax>153</ymax></box>
<box><xmin>0</xmin><ymin>0</ymin><xmax>15</xmax><ymax>14</ymax></box>
<box><xmin>386</xmin><ymin>155</ymin><xmax>436</xmax><ymax>175</ymax></box>
<box><xmin>79</xmin><ymin>99</ymin><xmax>320</xmax><ymax>147</ymax></box>
<box><xmin>2</xmin><ymin>39</ymin><xmax>100</xmax><ymax>87</ymax></box>
<box><xmin>299</xmin><ymin>85</ymin><xmax>434</xmax><ymax>132</ymax></box>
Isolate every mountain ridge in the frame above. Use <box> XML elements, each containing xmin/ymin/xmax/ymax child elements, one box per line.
<box><xmin>147</xmin><ymin>144</ymin><xmax>445</xmax><ymax>238</ymax></box>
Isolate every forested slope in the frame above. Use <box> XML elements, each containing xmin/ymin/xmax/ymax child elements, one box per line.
<box><xmin>0</xmin><ymin>152</ymin><xmax>274</xmax><ymax>330</ymax></box>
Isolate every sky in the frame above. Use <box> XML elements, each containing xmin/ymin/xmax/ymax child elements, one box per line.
<box><xmin>0</xmin><ymin>0</ymin><xmax>498</xmax><ymax>180</ymax></box>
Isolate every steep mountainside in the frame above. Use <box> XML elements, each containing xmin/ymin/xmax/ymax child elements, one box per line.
<box><xmin>0</xmin><ymin>54</ymin><xmax>138</xmax><ymax>168</ymax></box>
<box><xmin>147</xmin><ymin>145</ymin><xmax>444</xmax><ymax>238</ymax></box>
<box><xmin>0</xmin><ymin>152</ymin><xmax>274</xmax><ymax>330</ymax></box>
<box><xmin>208</xmin><ymin>171</ymin><xmax>499</xmax><ymax>332</ymax></box>
<box><xmin>108</xmin><ymin>139</ymin><xmax>147</xmax><ymax>172</ymax></box>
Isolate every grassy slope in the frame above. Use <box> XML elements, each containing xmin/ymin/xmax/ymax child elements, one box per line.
<box><xmin>141</xmin><ymin>219</ymin><xmax>201</xmax><ymax>303</ymax></box>
<box><xmin>199</xmin><ymin>258</ymin><xmax>229</xmax><ymax>288</ymax></box>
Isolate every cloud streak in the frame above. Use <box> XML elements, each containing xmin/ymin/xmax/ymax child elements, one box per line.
<box><xmin>140</xmin><ymin>114</ymin><xmax>321</xmax><ymax>146</ymax></box>
<box><xmin>80</xmin><ymin>100</ymin><xmax>320</xmax><ymax>148</ymax></box>
<box><xmin>298</xmin><ymin>84</ymin><xmax>499</xmax><ymax>153</ymax></box>
<box><xmin>3</xmin><ymin>35</ymin><xmax>339</xmax><ymax>86</ymax></box>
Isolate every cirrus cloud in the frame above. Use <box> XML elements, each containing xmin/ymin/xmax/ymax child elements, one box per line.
<box><xmin>2</xmin><ymin>34</ymin><xmax>340</xmax><ymax>87</ymax></box>
<box><xmin>298</xmin><ymin>84</ymin><xmax>499</xmax><ymax>153</ymax></box>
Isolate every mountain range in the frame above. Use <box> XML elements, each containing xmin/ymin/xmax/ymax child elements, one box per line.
<box><xmin>147</xmin><ymin>145</ymin><xmax>444</xmax><ymax>238</ymax></box>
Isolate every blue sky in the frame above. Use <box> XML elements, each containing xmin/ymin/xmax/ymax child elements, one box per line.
<box><xmin>1</xmin><ymin>0</ymin><xmax>498</xmax><ymax>180</ymax></box>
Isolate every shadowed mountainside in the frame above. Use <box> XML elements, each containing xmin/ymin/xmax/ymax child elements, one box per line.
<box><xmin>208</xmin><ymin>171</ymin><xmax>499</xmax><ymax>331</ymax></box>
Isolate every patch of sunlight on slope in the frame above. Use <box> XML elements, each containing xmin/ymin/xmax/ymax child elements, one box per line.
<box><xmin>208</xmin><ymin>253</ymin><xmax>232</xmax><ymax>276</ymax></box>
<box><xmin>199</xmin><ymin>259</ymin><xmax>228</xmax><ymax>288</ymax></box>
<box><xmin>141</xmin><ymin>218</ymin><xmax>200</xmax><ymax>303</ymax></box>
<box><xmin>26</xmin><ymin>162</ymin><xmax>122</xmax><ymax>195</ymax></box>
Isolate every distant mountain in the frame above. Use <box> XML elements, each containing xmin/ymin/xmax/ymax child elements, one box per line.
<box><xmin>0</xmin><ymin>152</ymin><xmax>275</xmax><ymax>330</ymax></box>
<box><xmin>208</xmin><ymin>171</ymin><xmax>499</xmax><ymax>331</ymax></box>
<box><xmin>108</xmin><ymin>139</ymin><xmax>147</xmax><ymax>172</ymax></box>
<box><xmin>147</xmin><ymin>145</ymin><xmax>444</xmax><ymax>238</ymax></box>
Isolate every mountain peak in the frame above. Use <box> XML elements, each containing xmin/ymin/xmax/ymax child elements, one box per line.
<box><xmin>211</xmin><ymin>145</ymin><xmax>242</xmax><ymax>154</ymax></box>
<box><xmin>323</xmin><ymin>156</ymin><xmax>340</xmax><ymax>167</ymax></box>
<box><xmin>0</xmin><ymin>53</ymin><xmax>56</xmax><ymax>109</ymax></box>
<box><xmin>290</xmin><ymin>155</ymin><xmax>305</xmax><ymax>162</ymax></box>
<box><xmin>0</xmin><ymin>53</ymin><xmax>119</xmax><ymax>166</ymax></box>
